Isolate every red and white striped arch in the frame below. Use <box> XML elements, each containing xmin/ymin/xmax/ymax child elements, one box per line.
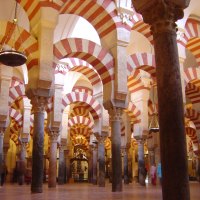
<box><xmin>128</xmin><ymin>69</ymin><xmax>151</xmax><ymax>93</ymax></box>
<box><xmin>9</xmin><ymin>84</ymin><xmax>25</xmax><ymax>106</ymax></box>
<box><xmin>125</xmin><ymin>102</ymin><xmax>141</xmax><ymax>124</ymax></box>
<box><xmin>131</xmin><ymin>21</ymin><xmax>153</xmax><ymax>44</ymax></box>
<box><xmin>10</xmin><ymin>133</ymin><xmax>19</xmax><ymax>146</ymax></box>
<box><xmin>185</xmin><ymin>108</ymin><xmax>200</xmax><ymax>130</ymax></box>
<box><xmin>0</xmin><ymin>21</ymin><xmax>38</xmax><ymax>70</ymax></box>
<box><xmin>131</xmin><ymin>12</ymin><xmax>143</xmax><ymax>24</ymax></box>
<box><xmin>185</xmin><ymin>83</ymin><xmax>200</xmax><ymax>104</ymax></box>
<box><xmin>11</xmin><ymin>77</ymin><xmax>24</xmax><ymax>87</ymax></box>
<box><xmin>70</xmin><ymin>127</ymin><xmax>92</xmax><ymax>138</ymax></box>
<box><xmin>55</xmin><ymin>58</ymin><xmax>102</xmax><ymax>87</ymax></box>
<box><xmin>17</xmin><ymin>0</ymin><xmax>62</xmax><ymax>29</ymax></box>
<box><xmin>69</xmin><ymin>105</ymin><xmax>90</xmax><ymax>118</ymax></box>
<box><xmin>54</xmin><ymin>38</ymin><xmax>114</xmax><ymax>86</ymax></box>
<box><xmin>185</xmin><ymin>127</ymin><xmax>198</xmax><ymax>145</ymax></box>
<box><xmin>184</xmin><ymin>18</ymin><xmax>200</xmax><ymax>64</ymax></box>
<box><xmin>62</xmin><ymin>92</ymin><xmax>101</xmax><ymax>120</ymax></box>
<box><xmin>68</xmin><ymin>116</ymin><xmax>94</xmax><ymax>129</ymax></box>
<box><xmin>72</xmin><ymin>86</ymin><xmax>93</xmax><ymax>95</ymax></box>
<box><xmin>71</xmin><ymin>135</ymin><xmax>89</xmax><ymax>149</ymax></box>
<box><xmin>184</xmin><ymin>67</ymin><xmax>200</xmax><ymax>85</ymax></box>
<box><xmin>184</xmin><ymin>68</ymin><xmax>200</xmax><ymax>104</ymax></box>
<box><xmin>127</xmin><ymin>52</ymin><xmax>156</xmax><ymax>77</ymax></box>
<box><xmin>9</xmin><ymin>108</ymin><xmax>23</xmax><ymax>127</ymax></box>
<box><xmin>60</xmin><ymin>0</ymin><xmax>129</xmax><ymax>39</ymax></box>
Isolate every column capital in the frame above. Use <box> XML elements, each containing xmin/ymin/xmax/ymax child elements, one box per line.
<box><xmin>30</xmin><ymin>95</ymin><xmax>49</xmax><ymax>113</ymax></box>
<box><xmin>48</xmin><ymin>130</ymin><xmax>59</xmax><ymax>142</ymax></box>
<box><xmin>94</xmin><ymin>132</ymin><xmax>108</xmax><ymax>145</ymax></box>
<box><xmin>132</xmin><ymin>1</ymin><xmax>188</xmax><ymax>35</ymax></box>
<box><xmin>108</xmin><ymin>107</ymin><xmax>123</xmax><ymax>121</ymax></box>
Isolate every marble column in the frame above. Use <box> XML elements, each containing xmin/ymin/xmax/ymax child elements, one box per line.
<box><xmin>17</xmin><ymin>142</ymin><xmax>26</xmax><ymax>185</ymax></box>
<box><xmin>149</xmin><ymin>149</ymin><xmax>155</xmax><ymax>166</ymax></box>
<box><xmin>58</xmin><ymin>145</ymin><xmax>65</xmax><ymax>185</ymax></box>
<box><xmin>122</xmin><ymin>147</ymin><xmax>129</xmax><ymax>184</ymax></box>
<box><xmin>88</xmin><ymin>146</ymin><xmax>93</xmax><ymax>183</ymax></box>
<box><xmin>30</xmin><ymin>96</ymin><xmax>47</xmax><ymax>193</ymax></box>
<box><xmin>109</xmin><ymin>107</ymin><xmax>122</xmax><ymax>192</ymax></box>
<box><xmin>48</xmin><ymin>131</ymin><xmax>59</xmax><ymax>188</ymax></box>
<box><xmin>132</xmin><ymin>1</ymin><xmax>190</xmax><ymax>199</ymax></box>
<box><xmin>137</xmin><ymin>139</ymin><xmax>146</xmax><ymax>186</ymax></box>
<box><xmin>97</xmin><ymin>136</ymin><xmax>106</xmax><ymax>187</ymax></box>
<box><xmin>92</xmin><ymin>144</ymin><xmax>98</xmax><ymax>185</ymax></box>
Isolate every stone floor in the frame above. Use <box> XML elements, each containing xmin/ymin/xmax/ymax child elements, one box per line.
<box><xmin>0</xmin><ymin>181</ymin><xmax>199</xmax><ymax>200</ymax></box>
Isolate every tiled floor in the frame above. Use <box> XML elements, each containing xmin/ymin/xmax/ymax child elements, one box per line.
<box><xmin>0</xmin><ymin>181</ymin><xmax>199</xmax><ymax>200</ymax></box>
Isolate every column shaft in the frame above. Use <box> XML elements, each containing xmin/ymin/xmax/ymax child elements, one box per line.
<box><xmin>138</xmin><ymin>141</ymin><xmax>146</xmax><ymax>186</ymax></box>
<box><xmin>48</xmin><ymin>135</ymin><xmax>58</xmax><ymax>188</ymax></box>
<box><xmin>92</xmin><ymin>146</ymin><xmax>97</xmax><ymax>184</ymax></box>
<box><xmin>123</xmin><ymin>148</ymin><xmax>129</xmax><ymax>184</ymax></box>
<box><xmin>154</xmin><ymin>24</ymin><xmax>190</xmax><ymax>200</ymax></box>
<box><xmin>110</xmin><ymin>108</ymin><xmax>122</xmax><ymax>192</ymax></box>
<box><xmin>31</xmin><ymin>108</ymin><xmax>45</xmax><ymax>193</ymax></box>
<box><xmin>58</xmin><ymin>147</ymin><xmax>65</xmax><ymax>184</ymax></box>
<box><xmin>98</xmin><ymin>142</ymin><xmax>105</xmax><ymax>187</ymax></box>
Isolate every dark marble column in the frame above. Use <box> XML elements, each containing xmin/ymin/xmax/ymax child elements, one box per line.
<box><xmin>97</xmin><ymin>135</ymin><xmax>107</xmax><ymax>187</ymax></box>
<box><xmin>132</xmin><ymin>1</ymin><xmax>190</xmax><ymax>199</ymax></box>
<box><xmin>17</xmin><ymin>143</ymin><xmax>27</xmax><ymax>185</ymax></box>
<box><xmin>48</xmin><ymin>131</ymin><xmax>59</xmax><ymax>188</ymax></box>
<box><xmin>92</xmin><ymin>144</ymin><xmax>98</xmax><ymax>185</ymax></box>
<box><xmin>58</xmin><ymin>145</ymin><xmax>65</xmax><ymax>184</ymax></box>
<box><xmin>137</xmin><ymin>139</ymin><xmax>146</xmax><ymax>186</ymax></box>
<box><xmin>122</xmin><ymin>147</ymin><xmax>129</xmax><ymax>184</ymax></box>
<box><xmin>30</xmin><ymin>96</ymin><xmax>47</xmax><ymax>193</ymax></box>
<box><xmin>88</xmin><ymin>145</ymin><xmax>93</xmax><ymax>183</ymax></box>
<box><xmin>109</xmin><ymin>107</ymin><xmax>122</xmax><ymax>192</ymax></box>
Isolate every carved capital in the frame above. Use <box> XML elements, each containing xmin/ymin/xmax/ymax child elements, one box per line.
<box><xmin>109</xmin><ymin>107</ymin><xmax>123</xmax><ymax>121</ymax></box>
<box><xmin>48</xmin><ymin>131</ymin><xmax>59</xmax><ymax>143</ymax></box>
<box><xmin>133</xmin><ymin>1</ymin><xmax>186</xmax><ymax>35</ymax></box>
<box><xmin>31</xmin><ymin>95</ymin><xmax>48</xmax><ymax>113</ymax></box>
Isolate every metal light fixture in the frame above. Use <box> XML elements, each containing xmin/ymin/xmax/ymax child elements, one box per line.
<box><xmin>0</xmin><ymin>1</ymin><xmax>27</xmax><ymax>67</ymax></box>
<box><xmin>149</xmin><ymin>83</ymin><xmax>159</xmax><ymax>133</ymax></box>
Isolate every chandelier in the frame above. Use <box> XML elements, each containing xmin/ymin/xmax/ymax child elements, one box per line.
<box><xmin>149</xmin><ymin>83</ymin><xmax>159</xmax><ymax>133</ymax></box>
<box><xmin>0</xmin><ymin>1</ymin><xmax>27</xmax><ymax>67</ymax></box>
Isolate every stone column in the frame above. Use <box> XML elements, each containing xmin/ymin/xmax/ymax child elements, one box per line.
<box><xmin>137</xmin><ymin>139</ymin><xmax>146</xmax><ymax>186</ymax></box>
<box><xmin>132</xmin><ymin>1</ymin><xmax>190</xmax><ymax>199</ymax></box>
<box><xmin>122</xmin><ymin>146</ymin><xmax>129</xmax><ymax>184</ymax></box>
<box><xmin>30</xmin><ymin>96</ymin><xmax>47</xmax><ymax>193</ymax></box>
<box><xmin>92</xmin><ymin>144</ymin><xmax>98</xmax><ymax>185</ymax></box>
<box><xmin>96</xmin><ymin>134</ymin><xmax>107</xmax><ymax>187</ymax></box>
<box><xmin>88</xmin><ymin>145</ymin><xmax>93</xmax><ymax>183</ymax></box>
<box><xmin>58</xmin><ymin>144</ymin><xmax>65</xmax><ymax>185</ymax></box>
<box><xmin>17</xmin><ymin>142</ymin><xmax>27</xmax><ymax>185</ymax></box>
<box><xmin>109</xmin><ymin>107</ymin><xmax>122</xmax><ymax>192</ymax></box>
<box><xmin>48</xmin><ymin>130</ymin><xmax>59</xmax><ymax>188</ymax></box>
<box><xmin>149</xmin><ymin>149</ymin><xmax>155</xmax><ymax>166</ymax></box>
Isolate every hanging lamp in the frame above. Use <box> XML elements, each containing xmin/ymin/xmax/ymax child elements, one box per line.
<box><xmin>0</xmin><ymin>0</ymin><xmax>27</xmax><ymax>67</ymax></box>
<box><xmin>149</xmin><ymin>83</ymin><xmax>159</xmax><ymax>133</ymax></box>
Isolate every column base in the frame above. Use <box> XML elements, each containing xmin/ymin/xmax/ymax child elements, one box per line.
<box><xmin>31</xmin><ymin>186</ymin><xmax>43</xmax><ymax>193</ymax></box>
<box><xmin>112</xmin><ymin>184</ymin><xmax>122</xmax><ymax>192</ymax></box>
<box><xmin>48</xmin><ymin>184</ymin><xmax>56</xmax><ymax>188</ymax></box>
